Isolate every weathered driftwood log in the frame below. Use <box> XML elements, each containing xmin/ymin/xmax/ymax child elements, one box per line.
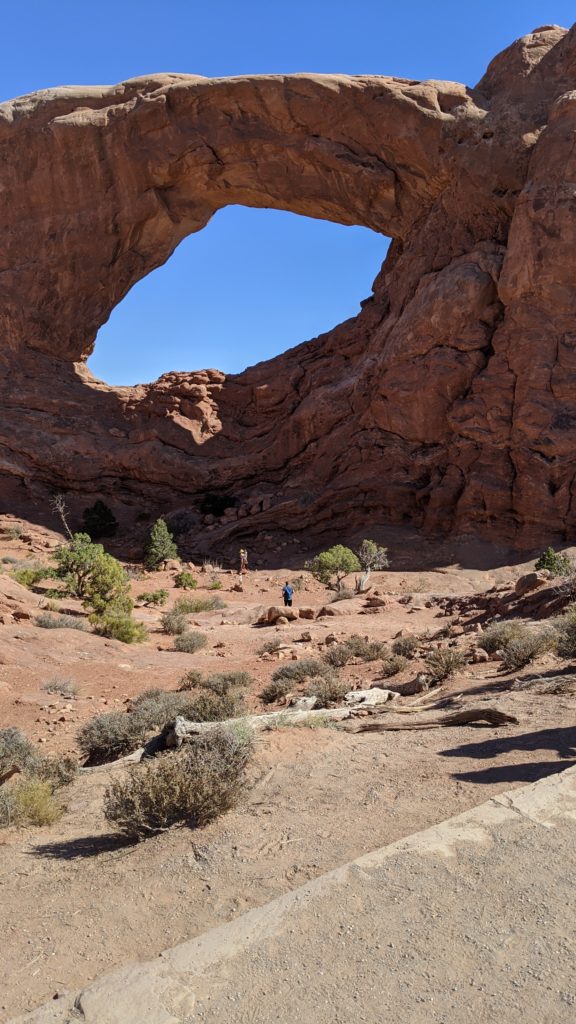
<box><xmin>352</xmin><ymin>707</ymin><xmax>519</xmax><ymax>733</ymax></box>
<box><xmin>162</xmin><ymin>707</ymin><xmax>353</xmax><ymax>749</ymax></box>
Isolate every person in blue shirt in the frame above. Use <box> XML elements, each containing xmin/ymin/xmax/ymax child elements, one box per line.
<box><xmin>282</xmin><ymin>582</ymin><xmax>294</xmax><ymax>608</ymax></box>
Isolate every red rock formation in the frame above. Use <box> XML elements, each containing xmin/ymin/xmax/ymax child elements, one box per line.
<box><xmin>1</xmin><ymin>24</ymin><xmax>576</xmax><ymax>547</ymax></box>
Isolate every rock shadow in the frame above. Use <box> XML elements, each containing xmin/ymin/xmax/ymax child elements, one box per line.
<box><xmin>450</xmin><ymin>759</ymin><xmax>576</xmax><ymax>786</ymax></box>
<box><xmin>30</xmin><ymin>832</ymin><xmax>134</xmax><ymax>860</ymax></box>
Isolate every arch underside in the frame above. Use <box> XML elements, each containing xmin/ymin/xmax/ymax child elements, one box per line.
<box><xmin>1</xmin><ymin>23</ymin><xmax>576</xmax><ymax>548</ymax></box>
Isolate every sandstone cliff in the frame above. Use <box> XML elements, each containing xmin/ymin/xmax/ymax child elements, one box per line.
<box><xmin>1</xmin><ymin>24</ymin><xmax>576</xmax><ymax>547</ymax></box>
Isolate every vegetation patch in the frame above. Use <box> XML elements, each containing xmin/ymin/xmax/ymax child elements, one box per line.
<box><xmin>174</xmin><ymin>630</ymin><xmax>208</xmax><ymax>653</ymax></box>
<box><xmin>425</xmin><ymin>647</ymin><xmax>466</xmax><ymax>681</ymax></box>
<box><xmin>380</xmin><ymin>654</ymin><xmax>408</xmax><ymax>678</ymax></box>
<box><xmin>104</xmin><ymin>727</ymin><xmax>253</xmax><ymax>840</ymax></box>
<box><xmin>391</xmin><ymin>634</ymin><xmax>419</xmax><ymax>658</ymax></box>
<box><xmin>35</xmin><ymin>612</ymin><xmax>86</xmax><ymax>630</ymax></box>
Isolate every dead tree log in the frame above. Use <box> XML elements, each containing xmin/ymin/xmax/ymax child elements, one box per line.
<box><xmin>353</xmin><ymin>707</ymin><xmax>519</xmax><ymax>733</ymax></box>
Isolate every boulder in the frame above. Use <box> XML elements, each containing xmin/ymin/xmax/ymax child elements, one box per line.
<box><xmin>344</xmin><ymin>688</ymin><xmax>399</xmax><ymax>706</ymax></box>
<box><xmin>514</xmin><ymin>571</ymin><xmax>551</xmax><ymax>597</ymax></box>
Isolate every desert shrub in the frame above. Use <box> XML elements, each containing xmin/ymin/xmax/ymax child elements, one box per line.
<box><xmin>54</xmin><ymin>533</ymin><xmax>131</xmax><ymax>613</ymax></box>
<box><xmin>174</xmin><ymin>572</ymin><xmax>197</xmax><ymax>590</ymax></box>
<box><xmin>260</xmin><ymin>678</ymin><xmax>292</xmax><ymax>704</ymax></box>
<box><xmin>161</xmin><ymin>609</ymin><xmax>188</xmax><ymax>635</ymax></box>
<box><xmin>425</xmin><ymin>648</ymin><xmax>466</xmax><ymax>681</ymax></box>
<box><xmin>502</xmin><ymin>628</ymin><xmax>555</xmax><ymax>671</ymax></box>
<box><xmin>77</xmin><ymin>712</ymin><xmax>147</xmax><ymax>764</ymax></box>
<box><xmin>82</xmin><ymin>500</ymin><xmax>118</xmax><ymax>540</ymax></box>
<box><xmin>174</xmin><ymin>630</ymin><xmax>208</xmax><ymax>654</ymax></box>
<box><xmin>0</xmin><ymin>778</ymin><xmax>62</xmax><ymax>828</ymax></box>
<box><xmin>0</xmin><ymin>728</ymin><xmax>37</xmax><ymax>780</ymax></box>
<box><xmin>6</xmin><ymin>523</ymin><xmax>23</xmax><ymax>539</ymax></box>
<box><xmin>380</xmin><ymin>655</ymin><xmax>408</xmax><ymax>677</ymax></box>
<box><xmin>91</xmin><ymin>613</ymin><xmax>147</xmax><ymax>644</ymax></box>
<box><xmin>132</xmin><ymin>688</ymin><xmax>167</xmax><ymax>707</ymax></box>
<box><xmin>139</xmin><ymin>589</ymin><xmax>168</xmax><ymax>606</ymax></box>
<box><xmin>33</xmin><ymin>755</ymin><xmax>78</xmax><ymax>789</ymax></box>
<box><xmin>535</xmin><ymin>546</ymin><xmax>573</xmax><ymax>576</ymax></box>
<box><xmin>144</xmin><ymin>518</ymin><xmax>178</xmax><ymax>569</ymax></box>
<box><xmin>210</xmin><ymin>579</ymin><xmax>223</xmax><ymax>590</ymax></box>
<box><xmin>477</xmin><ymin>621</ymin><xmax>526</xmax><ymax>654</ymax></box>
<box><xmin>12</xmin><ymin>565</ymin><xmax>55</xmax><ymax>589</ymax></box>
<box><xmin>174</xmin><ymin>595</ymin><xmax>226</xmax><ymax>614</ymax></box>
<box><xmin>356</xmin><ymin>539</ymin><xmax>389</xmax><ymax>572</ymax></box>
<box><xmin>391</xmin><ymin>635</ymin><xmax>419</xmax><ymax>658</ymax></box>
<box><xmin>133</xmin><ymin>690</ymin><xmax>241</xmax><ymax>731</ymax></box>
<box><xmin>104</xmin><ymin>727</ymin><xmax>253</xmax><ymax>840</ymax></box>
<box><xmin>305</xmin><ymin>545</ymin><xmax>361</xmax><ymax>589</ymax></box>
<box><xmin>177</xmin><ymin>670</ymin><xmax>205</xmax><ymax>691</ymax></box>
<box><xmin>323</xmin><ymin>634</ymin><xmax>385</xmax><ymax>667</ymax></box>
<box><xmin>271</xmin><ymin>658</ymin><xmax>330</xmax><ymax>686</ymax></box>
<box><xmin>292</xmin><ymin>576</ymin><xmax>305</xmax><ymax>593</ymax></box>
<box><xmin>305</xmin><ymin>674</ymin><xmax>348</xmax><ymax>707</ymax></box>
<box><xmin>197</xmin><ymin>671</ymin><xmax>252</xmax><ymax>697</ymax></box>
<box><xmin>41</xmin><ymin>677</ymin><xmax>78</xmax><ymax>697</ymax></box>
<box><xmin>329</xmin><ymin>586</ymin><xmax>355</xmax><ymax>603</ymax></box>
<box><xmin>1</xmin><ymin>556</ymin><xmax>18</xmax><ymax>564</ymax></box>
<box><xmin>35</xmin><ymin>612</ymin><xmax>86</xmax><ymax>630</ymax></box>
<box><xmin>257</xmin><ymin>638</ymin><xmax>283</xmax><ymax>656</ymax></box>
<box><xmin>555</xmin><ymin>606</ymin><xmax>576</xmax><ymax>660</ymax></box>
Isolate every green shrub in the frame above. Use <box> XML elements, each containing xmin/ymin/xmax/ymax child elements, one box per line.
<box><xmin>104</xmin><ymin>727</ymin><xmax>253</xmax><ymax>840</ymax></box>
<box><xmin>35</xmin><ymin>612</ymin><xmax>86</xmax><ymax>630</ymax></box>
<box><xmin>139</xmin><ymin>589</ymin><xmax>168</xmax><ymax>606</ymax></box>
<box><xmin>324</xmin><ymin>635</ymin><xmax>386</xmax><ymax>666</ymax></box>
<box><xmin>0</xmin><ymin>778</ymin><xmax>62</xmax><ymax>828</ymax></box>
<box><xmin>535</xmin><ymin>546</ymin><xmax>573</xmax><ymax>576</ymax></box>
<box><xmin>12</xmin><ymin>566</ymin><xmax>55</xmax><ymax>589</ymax></box>
<box><xmin>174</xmin><ymin>572</ymin><xmax>197</xmax><ymax>590</ymax></box>
<box><xmin>305</xmin><ymin>545</ymin><xmax>361</xmax><ymax>588</ymax></box>
<box><xmin>391</xmin><ymin>635</ymin><xmax>419</xmax><ymax>658</ymax></box>
<box><xmin>502</xmin><ymin>628</ymin><xmax>555</xmax><ymax>670</ymax></box>
<box><xmin>33</xmin><ymin>755</ymin><xmax>78</xmax><ymax>790</ymax></box>
<box><xmin>477</xmin><ymin>621</ymin><xmax>526</xmax><ymax>654</ymax></box>
<box><xmin>91</xmin><ymin>613</ymin><xmax>147</xmax><ymax>643</ymax></box>
<box><xmin>210</xmin><ymin>579</ymin><xmax>223</xmax><ymax>590</ymax></box>
<box><xmin>41</xmin><ymin>677</ymin><xmax>78</xmax><ymax>697</ymax></box>
<box><xmin>82</xmin><ymin>500</ymin><xmax>118</xmax><ymax>540</ymax></box>
<box><xmin>305</xmin><ymin>674</ymin><xmax>348</xmax><ymax>707</ymax></box>
<box><xmin>380</xmin><ymin>655</ymin><xmax>408</xmax><ymax>678</ymax></box>
<box><xmin>161</xmin><ymin>609</ymin><xmax>188</xmax><ymax>635</ymax></box>
<box><xmin>174</xmin><ymin>630</ymin><xmax>208</xmax><ymax>654</ymax></box>
<box><xmin>174</xmin><ymin>595</ymin><xmax>225</xmax><ymax>613</ymax></box>
<box><xmin>144</xmin><ymin>518</ymin><xmax>178</xmax><ymax>570</ymax></box>
<box><xmin>54</xmin><ymin>533</ymin><xmax>131</xmax><ymax>614</ymax></box>
<box><xmin>425</xmin><ymin>648</ymin><xmax>466</xmax><ymax>681</ymax></box>
<box><xmin>6</xmin><ymin>523</ymin><xmax>22</xmax><ymax>540</ymax></box>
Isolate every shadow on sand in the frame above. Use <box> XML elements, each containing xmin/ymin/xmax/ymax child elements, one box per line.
<box><xmin>439</xmin><ymin>725</ymin><xmax>576</xmax><ymax>786</ymax></box>
<box><xmin>30</xmin><ymin>832</ymin><xmax>134</xmax><ymax>860</ymax></box>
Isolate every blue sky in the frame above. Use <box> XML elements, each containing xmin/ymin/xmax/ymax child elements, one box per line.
<box><xmin>2</xmin><ymin>1</ymin><xmax>573</xmax><ymax>383</ymax></box>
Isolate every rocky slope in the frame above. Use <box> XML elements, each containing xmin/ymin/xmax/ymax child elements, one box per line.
<box><xmin>1</xmin><ymin>24</ymin><xmax>576</xmax><ymax>546</ymax></box>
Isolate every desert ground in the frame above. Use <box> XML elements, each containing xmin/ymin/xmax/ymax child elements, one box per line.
<box><xmin>1</xmin><ymin>514</ymin><xmax>575</xmax><ymax>1021</ymax></box>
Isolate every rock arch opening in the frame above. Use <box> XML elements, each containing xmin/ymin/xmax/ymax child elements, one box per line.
<box><xmin>88</xmin><ymin>207</ymin><xmax>388</xmax><ymax>386</ymax></box>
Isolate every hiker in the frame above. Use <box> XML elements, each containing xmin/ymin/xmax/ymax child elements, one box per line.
<box><xmin>282</xmin><ymin>581</ymin><xmax>294</xmax><ymax>607</ymax></box>
<box><xmin>239</xmin><ymin>548</ymin><xmax>248</xmax><ymax>572</ymax></box>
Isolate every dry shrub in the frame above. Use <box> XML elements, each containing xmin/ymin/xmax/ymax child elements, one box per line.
<box><xmin>380</xmin><ymin>654</ymin><xmax>408</xmax><ymax>678</ymax></box>
<box><xmin>35</xmin><ymin>612</ymin><xmax>86</xmax><ymax>631</ymax></box>
<box><xmin>554</xmin><ymin>606</ymin><xmax>576</xmax><ymax>660</ymax></box>
<box><xmin>0</xmin><ymin>779</ymin><xmax>62</xmax><ymax>828</ymax></box>
<box><xmin>328</xmin><ymin>587</ymin><xmax>355</xmax><ymax>603</ymax></box>
<box><xmin>391</xmin><ymin>635</ymin><xmax>419</xmax><ymax>658</ymax></box>
<box><xmin>196</xmin><ymin>671</ymin><xmax>252</xmax><ymax>697</ymax></box>
<box><xmin>174</xmin><ymin>630</ymin><xmax>208</xmax><ymax>653</ymax></box>
<box><xmin>41</xmin><ymin>677</ymin><xmax>78</xmax><ymax>697</ymax></box>
<box><xmin>260</xmin><ymin>678</ymin><xmax>292</xmax><ymax>704</ymax></box>
<box><xmin>174</xmin><ymin>595</ymin><xmax>225</xmax><ymax>614</ymax></box>
<box><xmin>502</xmin><ymin>627</ymin><xmax>556</xmax><ymax>670</ymax></box>
<box><xmin>425</xmin><ymin>647</ymin><xmax>466</xmax><ymax>681</ymax></box>
<box><xmin>0</xmin><ymin>728</ymin><xmax>37</xmax><ymax>780</ymax></box>
<box><xmin>305</xmin><ymin>674</ymin><xmax>348</xmax><ymax>707</ymax></box>
<box><xmin>477</xmin><ymin>621</ymin><xmax>527</xmax><ymax>654</ymax></box>
<box><xmin>271</xmin><ymin>659</ymin><xmax>329</xmax><ymax>685</ymax></box>
<box><xmin>104</xmin><ymin>727</ymin><xmax>253</xmax><ymax>840</ymax></box>
<box><xmin>161</xmin><ymin>609</ymin><xmax>188</xmax><ymax>635</ymax></box>
<box><xmin>257</xmin><ymin>638</ymin><xmax>283</xmax><ymax>656</ymax></box>
<box><xmin>77</xmin><ymin>712</ymin><xmax>146</xmax><ymax>764</ymax></box>
<box><xmin>324</xmin><ymin>634</ymin><xmax>386</xmax><ymax>667</ymax></box>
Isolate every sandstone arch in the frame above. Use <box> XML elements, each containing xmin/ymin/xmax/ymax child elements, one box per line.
<box><xmin>1</xmin><ymin>23</ymin><xmax>576</xmax><ymax>548</ymax></box>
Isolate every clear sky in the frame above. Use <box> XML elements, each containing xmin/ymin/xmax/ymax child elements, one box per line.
<box><xmin>2</xmin><ymin>1</ymin><xmax>573</xmax><ymax>384</ymax></box>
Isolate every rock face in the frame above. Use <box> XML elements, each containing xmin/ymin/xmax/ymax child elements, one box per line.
<box><xmin>1</xmin><ymin>25</ymin><xmax>576</xmax><ymax>546</ymax></box>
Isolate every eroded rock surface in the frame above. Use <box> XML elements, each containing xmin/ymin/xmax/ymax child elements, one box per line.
<box><xmin>1</xmin><ymin>25</ymin><xmax>576</xmax><ymax>545</ymax></box>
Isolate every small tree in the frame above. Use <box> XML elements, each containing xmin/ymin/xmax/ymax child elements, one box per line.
<box><xmin>82</xmin><ymin>500</ymin><xmax>118</xmax><ymax>540</ymax></box>
<box><xmin>305</xmin><ymin>545</ymin><xmax>361</xmax><ymax>590</ymax></box>
<box><xmin>144</xmin><ymin>518</ymin><xmax>178</xmax><ymax>570</ymax></box>
<box><xmin>54</xmin><ymin>533</ymin><xmax>130</xmax><ymax>613</ymax></box>
<box><xmin>355</xmin><ymin>539</ymin><xmax>389</xmax><ymax>593</ymax></box>
<box><xmin>535</xmin><ymin>546</ymin><xmax>573</xmax><ymax>576</ymax></box>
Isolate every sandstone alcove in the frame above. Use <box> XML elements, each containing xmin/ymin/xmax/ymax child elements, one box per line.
<box><xmin>2</xmin><ymin>24</ymin><xmax>576</xmax><ymax>546</ymax></box>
